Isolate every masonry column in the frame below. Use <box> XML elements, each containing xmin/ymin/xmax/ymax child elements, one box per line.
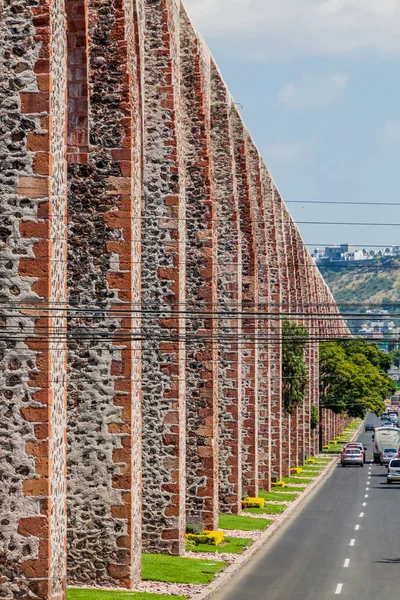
<box><xmin>66</xmin><ymin>0</ymin><xmax>142</xmax><ymax>584</ymax></box>
<box><xmin>210</xmin><ymin>63</ymin><xmax>243</xmax><ymax>514</ymax></box>
<box><xmin>309</xmin><ymin>266</ymin><xmax>321</xmax><ymax>456</ymax></box>
<box><xmin>262</xmin><ymin>170</ymin><xmax>282</xmax><ymax>481</ymax></box>
<box><xmin>232</xmin><ymin>116</ymin><xmax>259</xmax><ymax>502</ymax></box>
<box><xmin>275</xmin><ymin>194</ymin><xmax>291</xmax><ymax>477</ymax></box>
<box><xmin>0</xmin><ymin>1</ymin><xmax>68</xmax><ymax>598</ymax></box>
<box><xmin>140</xmin><ymin>0</ymin><xmax>186</xmax><ymax>554</ymax></box>
<box><xmin>247</xmin><ymin>138</ymin><xmax>268</xmax><ymax>495</ymax></box>
<box><xmin>180</xmin><ymin>9</ymin><xmax>219</xmax><ymax>529</ymax></box>
<box><xmin>287</xmin><ymin>219</ymin><xmax>301</xmax><ymax>469</ymax></box>
<box><xmin>299</xmin><ymin>244</ymin><xmax>312</xmax><ymax>459</ymax></box>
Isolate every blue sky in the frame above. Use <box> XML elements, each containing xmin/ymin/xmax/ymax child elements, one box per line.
<box><xmin>185</xmin><ymin>0</ymin><xmax>400</xmax><ymax>250</ymax></box>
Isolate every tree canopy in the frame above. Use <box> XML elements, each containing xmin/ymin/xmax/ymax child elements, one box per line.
<box><xmin>282</xmin><ymin>320</ymin><xmax>308</xmax><ymax>415</ymax></box>
<box><xmin>319</xmin><ymin>339</ymin><xmax>395</xmax><ymax>418</ymax></box>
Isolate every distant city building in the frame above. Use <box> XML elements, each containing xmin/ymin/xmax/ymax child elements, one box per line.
<box><xmin>313</xmin><ymin>243</ymin><xmax>400</xmax><ymax>263</ymax></box>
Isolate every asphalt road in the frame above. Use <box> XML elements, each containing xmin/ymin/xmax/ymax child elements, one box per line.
<box><xmin>214</xmin><ymin>413</ymin><xmax>400</xmax><ymax>600</ymax></box>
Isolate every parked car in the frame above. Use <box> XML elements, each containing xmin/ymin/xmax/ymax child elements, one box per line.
<box><xmin>365</xmin><ymin>424</ymin><xmax>375</xmax><ymax>432</ymax></box>
<box><xmin>342</xmin><ymin>448</ymin><xmax>364</xmax><ymax>467</ymax></box>
<box><xmin>380</xmin><ymin>448</ymin><xmax>398</xmax><ymax>465</ymax></box>
<box><xmin>387</xmin><ymin>458</ymin><xmax>400</xmax><ymax>484</ymax></box>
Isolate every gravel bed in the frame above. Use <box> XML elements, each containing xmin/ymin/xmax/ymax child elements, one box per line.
<box><xmin>135</xmin><ymin>580</ymin><xmax>204</xmax><ymax>597</ymax></box>
<box><xmin>238</xmin><ymin>512</ymin><xmax>277</xmax><ymax>520</ymax></box>
<box><xmin>186</xmin><ymin>550</ymin><xmax>239</xmax><ymax>564</ymax></box>
<box><xmin>219</xmin><ymin>528</ymin><xmax>263</xmax><ymax>540</ymax></box>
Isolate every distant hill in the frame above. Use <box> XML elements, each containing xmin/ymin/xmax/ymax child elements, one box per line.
<box><xmin>318</xmin><ymin>256</ymin><xmax>400</xmax><ymax>307</ymax></box>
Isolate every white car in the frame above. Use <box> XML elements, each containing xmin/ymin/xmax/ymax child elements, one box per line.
<box><xmin>381</xmin><ymin>448</ymin><xmax>398</xmax><ymax>465</ymax></box>
<box><xmin>387</xmin><ymin>458</ymin><xmax>400</xmax><ymax>484</ymax></box>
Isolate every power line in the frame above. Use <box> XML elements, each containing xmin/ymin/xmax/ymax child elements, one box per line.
<box><xmin>287</xmin><ymin>200</ymin><xmax>400</xmax><ymax>207</ymax></box>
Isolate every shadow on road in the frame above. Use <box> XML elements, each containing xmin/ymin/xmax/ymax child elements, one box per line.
<box><xmin>375</xmin><ymin>558</ymin><xmax>400</xmax><ymax>564</ymax></box>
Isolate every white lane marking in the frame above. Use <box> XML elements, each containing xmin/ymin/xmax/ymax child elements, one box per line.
<box><xmin>365</xmin><ymin>494</ymin><xmax>369</xmax><ymax>498</ymax></box>
<box><xmin>366</xmin><ymin>487</ymin><xmax>370</xmax><ymax>491</ymax></box>
<box><xmin>359</xmin><ymin>512</ymin><xmax>364</xmax><ymax>517</ymax></box>
<box><xmin>350</xmin><ymin>539</ymin><xmax>355</xmax><ymax>546</ymax></box>
<box><xmin>335</xmin><ymin>583</ymin><xmax>343</xmax><ymax>594</ymax></box>
<box><xmin>362</xmin><ymin>502</ymin><xmax>367</xmax><ymax>506</ymax></box>
<box><xmin>344</xmin><ymin>558</ymin><xmax>350</xmax><ymax>568</ymax></box>
<box><xmin>355</xmin><ymin>524</ymin><xmax>360</xmax><ymax>530</ymax></box>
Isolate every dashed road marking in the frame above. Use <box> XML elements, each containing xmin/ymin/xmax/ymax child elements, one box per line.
<box><xmin>335</xmin><ymin>583</ymin><xmax>343</xmax><ymax>594</ymax></box>
<box><xmin>355</xmin><ymin>524</ymin><xmax>360</xmax><ymax>530</ymax></box>
<box><xmin>344</xmin><ymin>558</ymin><xmax>350</xmax><ymax>568</ymax></box>
<box><xmin>365</xmin><ymin>494</ymin><xmax>369</xmax><ymax>498</ymax></box>
<box><xmin>359</xmin><ymin>512</ymin><xmax>364</xmax><ymax>517</ymax></box>
<box><xmin>350</xmin><ymin>539</ymin><xmax>355</xmax><ymax>546</ymax></box>
<box><xmin>362</xmin><ymin>502</ymin><xmax>367</xmax><ymax>506</ymax></box>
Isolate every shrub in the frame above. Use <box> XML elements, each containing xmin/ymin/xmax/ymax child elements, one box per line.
<box><xmin>290</xmin><ymin>467</ymin><xmax>303</xmax><ymax>475</ymax></box>
<box><xmin>186</xmin><ymin>519</ymin><xmax>204</xmax><ymax>535</ymax></box>
<box><xmin>271</xmin><ymin>481</ymin><xmax>285</xmax><ymax>488</ymax></box>
<box><xmin>186</xmin><ymin>530</ymin><xmax>224</xmax><ymax>547</ymax></box>
<box><xmin>305</xmin><ymin>458</ymin><xmax>316</xmax><ymax>464</ymax></box>
<box><xmin>242</xmin><ymin>497</ymin><xmax>264</xmax><ymax>509</ymax></box>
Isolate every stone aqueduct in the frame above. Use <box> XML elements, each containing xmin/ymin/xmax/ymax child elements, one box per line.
<box><xmin>0</xmin><ymin>0</ymin><xmax>350</xmax><ymax>597</ymax></box>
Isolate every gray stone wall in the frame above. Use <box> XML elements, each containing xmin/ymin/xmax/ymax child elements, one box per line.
<box><xmin>140</xmin><ymin>0</ymin><xmax>186</xmax><ymax>555</ymax></box>
<box><xmin>49</xmin><ymin>0</ymin><xmax>68</xmax><ymax>596</ymax></box>
<box><xmin>0</xmin><ymin>2</ymin><xmax>352</xmax><ymax>598</ymax></box>
<box><xmin>210</xmin><ymin>63</ymin><xmax>243</xmax><ymax>514</ymax></box>
<box><xmin>180</xmin><ymin>8</ymin><xmax>219</xmax><ymax>530</ymax></box>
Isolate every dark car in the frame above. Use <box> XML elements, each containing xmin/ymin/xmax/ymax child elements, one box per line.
<box><xmin>365</xmin><ymin>424</ymin><xmax>375</xmax><ymax>432</ymax></box>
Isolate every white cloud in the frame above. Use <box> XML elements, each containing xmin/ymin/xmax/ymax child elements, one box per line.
<box><xmin>278</xmin><ymin>73</ymin><xmax>349</xmax><ymax>108</ymax></box>
<box><xmin>264</xmin><ymin>140</ymin><xmax>314</xmax><ymax>164</ymax></box>
<box><xmin>184</xmin><ymin>0</ymin><xmax>400</xmax><ymax>60</ymax></box>
<box><xmin>377</xmin><ymin>119</ymin><xmax>400</xmax><ymax>144</ymax></box>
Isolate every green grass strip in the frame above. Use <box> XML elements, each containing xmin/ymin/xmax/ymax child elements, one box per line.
<box><xmin>218</xmin><ymin>514</ymin><xmax>271</xmax><ymax>531</ymax></box>
<box><xmin>141</xmin><ymin>554</ymin><xmax>225</xmax><ymax>585</ymax></box>
<box><xmin>187</xmin><ymin>536</ymin><xmax>252</xmax><ymax>554</ymax></box>
<box><xmin>282</xmin><ymin>477</ymin><xmax>312</xmax><ymax>484</ymax></box>
<box><xmin>259</xmin><ymin>490</ymin><xmax>298</xmax><ymax>502</ymax></box>
<box><xmin>68</xmin><ymin>591</ymin><xmax>187</xmax><ymax>600</ymax></box>
<box><xmin>243</xmin><ymin>503</ymin><xmax>286</xmax><ymax>515</ymax></box>
<box><xmin>282</xmin><ymin>486</ymin><xmax>308</xmax><ymax>492</ymax></box>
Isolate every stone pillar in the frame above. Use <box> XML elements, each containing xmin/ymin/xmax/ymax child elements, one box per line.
<box><xmin>0</xmin><ymin>1</ymin><xmax>68</xmax><ymax>598</ymax></box>
<box><xmin>291</xmin><ymin>229</ymin><xmax>307</xmax><ymax>464</ymax></box>
<box><xmin>262</xmin><ymin>172</ymin><xmax>282</xmax><ymax>481</ymax></box>
<box><xmin>247</xmin><ymin>137</ymin><xmax>268</xmax><ymax>495</ymax></box>
<box><xmin>66</xmin><ymin>0</ymin><xmax>142</xmax><ymax>584</ymax></box>
<box><xmin>180</xmin><ymin>10</ymin><xmax>219</xmax><ymax>529</ymax></box>
<box><xmin>140</xmin><ymin>0</ymin><xmax>186</xmax><ymax>554</ymax></box>
<box><xmin>232</xmin><ymin>117</ymin><xmax>259</xmax><ymax>502</ymax></box>
<box><xmin>210</xmin><ymin>63</ymin><xmax>243</xmax><ymax>515</ymax></box>
<box><xmin>275</xmin><ymin>195</ymin><xmax>291</xmax><ymax>477</ymax></box>
<box><xmin>286</xmin><ymin>219</ymin><xmax>300</xmax><ymax>468</ymax></box>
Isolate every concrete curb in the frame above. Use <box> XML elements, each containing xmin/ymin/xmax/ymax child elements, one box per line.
<box><xmin>192</xmin><ymin>420</ymin><xmax>364</xmax><ymax>600</ymax></box>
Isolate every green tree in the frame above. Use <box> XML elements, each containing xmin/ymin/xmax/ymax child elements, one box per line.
<box><xmin>310</xmin><ymin>404</ymin><xmax>319</xmax><ymax>430</ymax></box>
<box><xmin>282</xmin><ymin>320</ymin><xmax>308</xmax><ymax>415</ymax></box>
<box><xmin>319</xmin><ymin>340</ymin><xmax>396</xmax><ymax>418</ymax></box>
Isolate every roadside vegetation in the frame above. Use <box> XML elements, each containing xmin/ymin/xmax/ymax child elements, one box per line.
<box><xmin>187</xmin><ymin>536</ymin><xmax>252</xmax><ymax>554</ymax></box>
<box><xmin>142</xmin><ymin>554</ymin><xmax>226</xmax><ymax>585</ymax></box>
<box><xmin>282</xmin><ymin>320</ymin><xmax>309</xmax><ymax>415</ymax></box>
<box><xmin>320</xmin><ymin>339</ymin><xmax>395</xmax><ymax>417</ymax></box>
<box><xmin>218</xmin><ymin>514</ymin><xmax>271</xmax><ymax>531</ymax></box>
